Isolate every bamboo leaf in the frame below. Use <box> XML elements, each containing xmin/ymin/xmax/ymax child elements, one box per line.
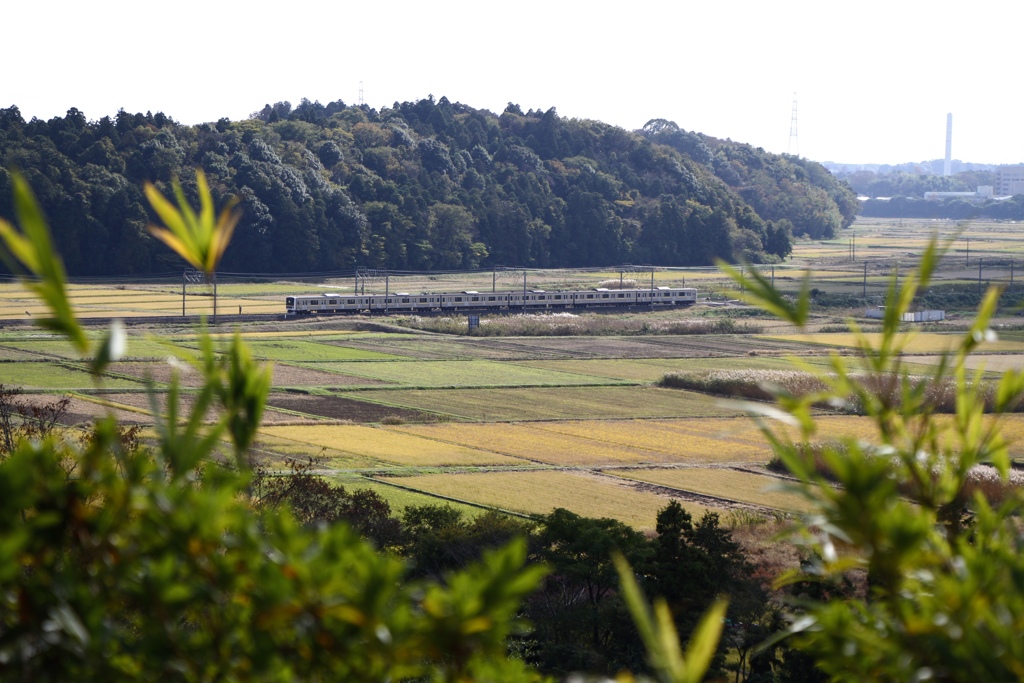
<box><xmin>144</xmin><ymin>169</ymin><xmax>240</xmax><ymax>278</ymax></box>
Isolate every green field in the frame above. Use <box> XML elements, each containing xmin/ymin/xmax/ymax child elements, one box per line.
<box><xmin>320</xmin><ymin>359</ymin><xmax>630</xmax><ymax>388</ymax></box>
<box><xmin>1</xmin><ymin>361</ymin><xmax>144</xmax><ymax>390</ymax></box>
<box><xmin>336</xmin><ymin>385</ymin><xmax>746</xmax><ymax>422</ymax></box>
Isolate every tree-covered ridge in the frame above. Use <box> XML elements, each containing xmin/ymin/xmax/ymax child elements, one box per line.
<box><xmin>0</xmin><ymin>99</ymin><xmax>857</xmax><ymax>276</ymax></box>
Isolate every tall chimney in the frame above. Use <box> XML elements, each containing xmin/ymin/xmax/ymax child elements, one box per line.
<box><xmin>944</xmin><ymin>113</ymin><xmax>953</xmax><ymax>176</ymax></box>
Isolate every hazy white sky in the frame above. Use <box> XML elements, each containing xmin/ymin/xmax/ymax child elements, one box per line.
<box><xmin>6</xmin><ymin>0</ymin><xmax>1022</xmax><ymax>165</ymax></box>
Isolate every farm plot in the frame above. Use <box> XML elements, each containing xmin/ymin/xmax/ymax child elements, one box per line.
<box><xmin>322</xmin><ymin>360</ymin><xmax>627</xmax><ymax>388</ymax></box>
<box><xmin>82</xmin><ymin>392</ymin><xmax>299</xmax><ymax>426</ymax></box>
<box><xmin>13</xmin><ymin>393</ymin><xmax>146</xmax><ymax>427</ymax></box>
<box><xmin>336</xmin><ymin>385</ymin><xmax>745</xmax><ymax>422</ymax></box>
<box><xmin>458</xmin><ymin>336</ymin><xmax>697</xmax><ymax>360</ymax></box>
<box><xmin>631</xmin><ymin>335</ymin><xmax>815</xmax><ymax>357</ymax></box>
<box><xmin>378</xmin><ymin>470</ymin><xmax>707</xmax><ymax>530</ymax></box>
<box><xmin>193</xmin><ymin>338</ymin><xmax>404</xmax><ymax>362</ymax></box>
<box><xmin>514</xmin><ymin>357</ymin><xmax>801</xmax><ymax>382</ymax></box>
<box><xmin>0</xmin><ymin>362</ymin><xmax>143</xmax><ymax>390</ymax></box>
<box><xmin>760</xmin><ymin>332</ymin><xmax>1024</xmax><ymax>355</ymax></box>
<box><xmin>0</xmin><ymin>346</ymin><xmax>44</xmax><ymax>361</ymax></box>
<box><xmin>531</xmin><ymin>418</ymin><xmax>774</xmax><ymax>463</ymax></box>
<box><xmin>105</xmin><ymin>360</ymin><xmax>387</xmax><ymax>389</ymax></box>
<box><xmin>251</xmin><ymin>433</ymin><xmax>383</xmax><ymax>469</ymax></box>
<box><xmin>265</xmin><ymin>393</ymin><xmax>438</xmax><ymax>423</ymax></box>
<box><xmin>387</xmin><ymin>422</ymin><xmax>679</xmax><ymax>465</ymax></box>
<box><xmin>0</xmin><ymin>336</ymin><xmax>193</xmax><ymax>361</ymax></box>
<box><xmin>334</xmin><ymin>335</ymin><xmax>590</xmax><ymax>361</ymax></box>
<box><xmin>261</xmin><ymin>424</ymin><xmax>526</xmax><ymax>466</ymax></box>
<box><xmin>0</xmin><ymin>285</ymin><xmax>269</xmax><ymax>318</ymax></box>
<box><xmin>901</xmin><ymin>354</ymin><xmax>1024</xmax><ymax>375</ymax></box>
<box><xmin>610</xmin><ymin>468</ymin><xmax>813</xmax><ymax>512</ymax></box>
<box><xmin>326</xmin><ymin>474</ymin><xmax>486</xmax><ymax>517</ymax></box>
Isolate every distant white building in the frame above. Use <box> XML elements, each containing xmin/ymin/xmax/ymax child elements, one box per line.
<box><xmin>865</xmin><ymin>307</ymin><xmax>945</xmax><ymax>322</ymax></box>
<box><xmin>997</xmin><ymin>166</ymin><xmax>1024</xmax><ymax>197</ymax></box>
<box><xmin>923</xmin><ymin>186</ymin><xmax>993</xmax><ymax>201</ymax></box>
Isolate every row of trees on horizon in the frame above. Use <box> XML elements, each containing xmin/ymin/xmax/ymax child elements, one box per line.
<box><xmin>0</xmin><ymin>98</ymin><xmax>858</xmax><ymax>276</ymax></box>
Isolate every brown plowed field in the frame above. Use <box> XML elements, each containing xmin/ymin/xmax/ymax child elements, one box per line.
<box><xmin>266</xmin><ymin>393</ymin><xmax>441</xmax><ymax>423</ymax></box>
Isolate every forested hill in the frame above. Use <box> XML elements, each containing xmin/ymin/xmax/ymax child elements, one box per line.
<box><xmin>0</xmin><ymin>100</ymin><xmax>857</xmax><ymax>276</ymax></box>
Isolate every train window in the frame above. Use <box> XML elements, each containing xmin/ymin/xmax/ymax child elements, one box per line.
<box><xmin>488</xmin><ymin>296</ymin><xmax>496</xmax><ymax>301</ymax></box>
<box><xmin>554</xmin><ymin>295</ymin><xmax>561</xmax><ymax>300</ymax></box>
<box><xmin>617</xmin><ymin>293</ymin><xmax>625</xmax><ymax>298</ymax></box>
<box><xmin>346</xmin><ymin>299</ymin><xmax>355</xmax><ymax>304</ymax></box>
<box><xmin>538</xmin><ymin>296</ymin><xmax>545</xmax><ymax>300</ymax></box>
<box><xmin>402</xmin><ymin>298</ymin><xmax>410</xmax><ymax>303</ymax></box>
<box><xmin>387</xmin><ymin>299</ymin><xmax>393</xmax><ymax>304</ymax></box>
<box><xmin>329</xmin><ymin>299</ymin><xmax>337</xmax><ymax>305</ymax></box>
<box><xmin>586</xmin><ymin>294</ymin><xmax>594</xmax><ymax>299</ymax></box>
<box><xmin>601</xmin><ymin>294</ymin><xmax>609</xmax><ymax>299</ymax></box>
<box><xmin>471</xmin><ymin>297</ymin><xmax>479</xmax><ymax>301</ymax></box>
<box><xmin>455</xmin><ymin>297</ymin><xmax>463</xmax><ymax>302</ymax></box>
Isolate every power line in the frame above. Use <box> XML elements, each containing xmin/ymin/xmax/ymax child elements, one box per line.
<box><xmin>788</xmin><ymin>92</ymin><xmax>799</xmax><ymax>156</ymax></box>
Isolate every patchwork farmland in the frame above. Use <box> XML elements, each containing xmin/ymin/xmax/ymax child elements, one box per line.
<box><xmin>5</xmin><ymin>271</ymin><xmax>1024</xmax><ymax>530</ymax></box>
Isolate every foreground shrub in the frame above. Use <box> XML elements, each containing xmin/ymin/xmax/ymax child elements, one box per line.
<box><xmin>723</xmin><ymin>244</ymin><xmax>1024</xmax><ymax>681</ymax></box>
<box><xmin>0</xmin><ymin>171</ymin><xmax>726</xmax><ymax>683</ymax></box>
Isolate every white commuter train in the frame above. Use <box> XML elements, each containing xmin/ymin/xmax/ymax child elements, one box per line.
<box><xmin>285</xmin><ymin>286</ymin><xmax>698</xmax><ymax>316</ymax></box>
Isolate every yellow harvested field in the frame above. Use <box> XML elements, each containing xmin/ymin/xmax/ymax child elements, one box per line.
<box><xmin>382</xmin><ymin>470</ymin><xmax>707</xmax><ymax>529</ymax></box>
<box><xmin>252</xmin><ymin>432</ymin><xmax>384</xmax><ymax>468</ymax></box>
<box><xmin>388</xmin><ymin>422</ymin><xmax>679</xmax><ymax>465</ymax></box>
<box><xmin>902</xmin><ymin>354</ymin><xmax>1024</xmax><ymax>374</ymax></box>
<box><xmin>612</xmin><ymin>468</ymin><xmax>814</xmax><ymax>512</ymax></box>
<box><xmin>532</xmin><ymin>419</ymin><xmax>772</xmax><ymax>463</ymax></box>
<box><xmin>261</xmin><ymin>424</ymin><xmax>525</xmax><ymax>466</ymax></box>
<box><xmin>760</xmin><ymin>332</ymin><xmax>1024</xmax><ymax>355</ymax></box>
<box><xmin>0</xmin><ymin>284</ymin><xmax>279</xmax><ymax>318</ymax></box>
<box><xmin>397</xmin><ymin>416</ymin><xmax>930</xmax><ymax>466</ymax></box>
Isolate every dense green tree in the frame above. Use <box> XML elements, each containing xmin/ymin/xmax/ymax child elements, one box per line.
<box><xmin>0</xmin><ymin>98</ymin><xmax>858</xmax><ymax>275</ymax></box>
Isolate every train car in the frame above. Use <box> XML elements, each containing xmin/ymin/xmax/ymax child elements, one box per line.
<box><xmin>286</xmin><ymin>286</ymin><xmax>697</xmax><ymax>316</ymax></box>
